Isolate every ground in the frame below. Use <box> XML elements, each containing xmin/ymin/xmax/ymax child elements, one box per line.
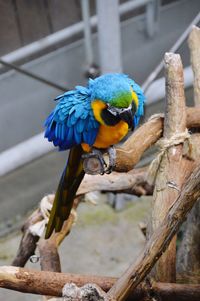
<box><xmin>0</xmin><ymin>195</ymin><xmax>151</xmax><ymax>301</ymax></box>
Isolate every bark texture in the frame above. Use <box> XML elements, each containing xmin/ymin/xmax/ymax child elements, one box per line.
<box><xmin>151</xmin><ymin>53</ymin><xmax>186</xmax><ymax>282</ymax></box>
<box><xmin>177</xmin><ymin>25</ymin><xmax>200</xmax><ymax>275</ymax></box>
<box><xmin>107</xmin><ymin>162</ymin><xmax>200</xmax><ymax>300</ymax></box>
<box><xmin>0</xmin><ymin>266</ymin><xmax>200</xmax><ymax>301</ymax></box>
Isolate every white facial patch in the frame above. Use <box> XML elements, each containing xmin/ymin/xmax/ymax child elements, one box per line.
<box><xmin>107</xmin><ymin>103</ymin><xmax>132</xmax><ymax>116</ymax></box>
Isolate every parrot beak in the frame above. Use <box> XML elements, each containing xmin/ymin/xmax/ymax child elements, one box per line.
<box><xmin>119</xmin><ymin>108</ymin><xmax>133</xmax><ymax>130</ymax></box>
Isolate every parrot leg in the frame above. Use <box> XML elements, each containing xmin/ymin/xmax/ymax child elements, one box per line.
<box><xmin>82</xmin><ymin>146</ymin><xmax>116</xmax><ymax>175</ymax></box>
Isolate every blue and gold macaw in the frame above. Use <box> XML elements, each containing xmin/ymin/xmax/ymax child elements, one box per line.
<box><xmin>44</xmin><ymin>73</ymin><xmax>145</xmax><ymax>238</ymax></box>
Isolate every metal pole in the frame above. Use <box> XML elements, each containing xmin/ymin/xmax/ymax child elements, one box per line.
<box><xmin>96</xmin><ymin>0</ymin><xmax>122</xmax><ymax>74</ymax></box>
<box><xmin>142</xmin><ymin>11</ymin><xmax>200</xmax><ymax>92</ymax></box>
<box><xmin>81</xmin><ymin>0</ymin><xmax>93</xmax><ymax>66</ymax></box>
<box><xmin>1</xmin><ymin>0</ymin><xmax>151</xmax><ymax>66</ymax></box>
<box><xmin>0</xmin><ymin>59</ymin><xmax>67</xmax><ymax>92</ymax></box>
<box><xmin>146</xmin><ymin>0</ymin><xmax>160</xmax><ymax>38</ymax></box>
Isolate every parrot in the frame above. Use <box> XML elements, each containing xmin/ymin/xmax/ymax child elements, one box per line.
<box><xmin>44</xmin><ymin>73</ymin><xmax>145</xmax><ymax>238</ymax></box>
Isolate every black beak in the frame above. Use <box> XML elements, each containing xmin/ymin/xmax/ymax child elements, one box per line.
<box><xmin>119</xmin><ymin>108</ymin><xmax>133</xmax><ymax>130</ymax></box>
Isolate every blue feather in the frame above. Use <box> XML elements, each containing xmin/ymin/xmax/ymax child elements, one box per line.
<box><xmin>74</xmin><ymin>128</ymin><xmax>82</xmax><ymax>144</ymax></box>
<box><xmin>75</xmin><ymin>119</ymin><xmax>85</xmax><ymax>133</ymax></box>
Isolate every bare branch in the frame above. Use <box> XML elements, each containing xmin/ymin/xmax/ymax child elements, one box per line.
<box><xmin>107</xmin><ymin>165</ymin><xmax>200</xmax><ymax>301</ymax></box>
<box><xmin>151</xmin><ymin>53</ymin><xmax>186</xmax><ymax>282</ymax></box>
<box><xmin>0</xmin><ymin>266</ymin><xmax>200</xmax><ymax>301</ymax></box>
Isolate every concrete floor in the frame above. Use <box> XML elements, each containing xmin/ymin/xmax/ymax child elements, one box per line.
<box><xmin>0</xmin><ymin>195</ymin><xmax>151</xmax><ymax>301</ymax></box>
<box><xmin>0</xmin><ymin>150</ymin><xmax>69</xmax><ymax>236</ymax></box>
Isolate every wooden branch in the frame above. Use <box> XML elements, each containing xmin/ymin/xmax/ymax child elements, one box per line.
<box><xmin>12</xmin><ymin>208</ymin><xmax>43</xmax><ymax>267</ymax></box>
<box><xmin>38</xmin><ymin>238</ymin><xmax>61</xmax><ymax>273</ymax></box>
<box><xmin>186</xmin><ymin>107</ymin><xmax>200</xmax><ymax>127</ymax></box>
<box><xmin>1</xmin><ymin>266</ymin><xmax>200</xmax><ymax>301</ymax></box>
<box><xmin>188</xmin><ymin>26</ymin><xmax>200</xmax><ymax>105</ymax></box>
<box><xmin>114</xmin><ymin>106</ymin><xmax>200</xmax><ymax>172</ymax></box>
<box><xmin>177</xmin><ymin>199</ymin><xmax>200</xmax><ymax>275</ymax></box>
<box><xmin>12</xmin><ymin>196</ymin><xmax>80</xmax><ymax>272</ymax></box>
<box><xmin>37</xmin><ymin>197</ymin><xmax>81</xmax><ymax>300</ymax></box>
<box><xmin>107</xmin><ymin>165</ymin><xmax>200</xmax><ymax>301</ymax></box>
<box><xmin>177</xmin><ymin>25</ymin><xmax>200</xmax><ymax>276</ymax></box>
<box><xmin>0</xmin><ymin>266</ymin><xmax>114</xmax><ymax>297</ymax></box>
<box><xmin>177</xmin><ymin>273</ymin><xmax>200</xmax><ymax>284</ymax></box>
<box><xmin>115</xmin><ymin>116</ymin><xmax>163</xmax><ymax>172</ymax></box>
<box><xmin>77</xmin><ymin>167</ymin><xmax>152</xmax><ymax>196</ymax></box>
<box><xmin>152</xmin><ymin>282</ymin><xmax>200</xmax><ymax>301</ymax></box>
<box><xmin>38</xmin><ymin>197</ymin><xmax>81</xmax><ymax>273</ymax></box>
<box><xmin>151</xmin><ymin>53</ymin><xmax>186</xmax><ymax>282</ymax></box>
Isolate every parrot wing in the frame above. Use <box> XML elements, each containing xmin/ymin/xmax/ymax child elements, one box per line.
<box><xmin>44</xmin><ymin>85</ymin><xmax>100</xmax><ymax>150</ymax></box>
<box><xmin>44</xmin><ymin>86</ymin><xmax>100</xmax><ymax>238</ymax></box>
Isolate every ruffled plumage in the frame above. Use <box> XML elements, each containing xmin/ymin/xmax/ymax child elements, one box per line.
<box><xmin>44</xmin><ymin>86</ymin><xmax>99</xmax><ymax>150</ymax></box>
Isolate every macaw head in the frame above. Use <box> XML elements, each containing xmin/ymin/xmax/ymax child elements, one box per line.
<box><xmin>89</xmin><ymin>73</ymin><xmax>144</xmax><ymax>129</ymax></box>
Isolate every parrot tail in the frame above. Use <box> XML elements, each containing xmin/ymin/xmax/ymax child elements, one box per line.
<box><xmin>45</xmin><ymin>145</ymin><xmax>85</xmax><ymax>239</ymax></box>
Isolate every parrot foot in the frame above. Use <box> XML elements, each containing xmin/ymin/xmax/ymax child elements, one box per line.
<box><xmin>82</xmin><ymin>146</ymin><xmax>116</xmax><ymax>175</ymax></box>
<box><xmin>82</xmin><ymin>148</ymin><xmax>107</xmax><ymax>175</ymax></box>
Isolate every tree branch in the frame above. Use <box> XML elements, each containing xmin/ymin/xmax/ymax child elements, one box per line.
<box><xmin>38</xmin><ymin>197</ymin><xmax>80</xmax><ymax>273</ymax></box>
<box><xmin>151</xmin><ymin>53</ymin><xmax>186</xmax><ymax>282</ymax></box>
<box><xmin>12</xmin><ymin>207</ymin><xmax>44</xmax><ymax>267</ymax></box>
<box><xmin>107</xmin><ymin>165</ymin><xmax>200</xmax><ymax>301</ymax></box>
<box><xmin>188</xmin><ymin>25</ymin><xmax>200</xmax><ymax>105</ymax></box>
<box><xmin>177</xmin><ymin>25</ymin><xmax>200</xmax><ymax>275</ymax></box>
<box><xmin>77</xmin><ymin>167</ymin><xmax>152</xmax><ymax>196</ymax></box>
<box><xmin>0</xmin><ymin>266</ymin><xmax>200</xmax><ymax>301</ymax></box>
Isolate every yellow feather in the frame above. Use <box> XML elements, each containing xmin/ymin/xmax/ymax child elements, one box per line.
<box><xmin>91</xmin><ymin>100</ymin><xmax>107</xmax><ymax>124</ymax></box>
<box><xmin>93</xmin><ymin>121</ymin><xmax>128</xmax><ymax>149</ymax></box>
<box><xmin>131</xmin><ymin>90</ymin><xmax>139</xmax><ymax>109</ymax></box>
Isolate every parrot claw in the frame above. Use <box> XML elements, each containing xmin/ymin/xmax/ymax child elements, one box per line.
<box><xmin>104</xmin><ymin>146</ymin><xmax>116</xmax><ymax>174</ymax></box>
<box><xmin>82</xmin><ymin>148</ymin><xmax>107</xmax><ymax>175</ymax></box>
<box><xmin>82</xmin><ymin>146</ymin><xmax>116</xmax><ymax>175</ymax></box>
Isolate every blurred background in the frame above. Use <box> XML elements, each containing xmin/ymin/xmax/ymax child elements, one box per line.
<box><xmin>0</xmin><ymin>0</ymin><xmax>199</xmax><ymax>299</ymax></box>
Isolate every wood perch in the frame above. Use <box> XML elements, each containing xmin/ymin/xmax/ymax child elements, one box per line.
<box><xmin>188</xmin><ymin>25</ymin><xmax>200</xmax><ymax>106</ymax></box>
<box><xmin>77</xmin><ymin>167</ymin><xmax>152</xmax><ymax>196</ymax></box>
<box><xmin>11</xmin><ymin>195</ymin><xmax>81</xmax><ymax>289</ymax></box>
<box><xmin>0</xmin><ymin>266</ymin><xmax>200</xmax><ymax>301</ymax></box>
<box><xmin>177</xmin><ymin>25</ymin><xmax>200</xmax><ymax>276</ymax></box>
<box><xmin>107</xmin><ymin>165</ymin><xmax>200</xmax><ymax>301</ymax></box>
<box><xmin>38</xmin><ymin>196</ymin><xmax>80</xmax><ymax>273</ymax></box>
<box><xmin>151</xmin><ymin>53</ymin><xmax>186</xmax><ymax>282</ymax></box>
<box><xmin>11</xmin><ymin>207</ymin><xmax>44</xmax><ymax>267</ymax></box>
